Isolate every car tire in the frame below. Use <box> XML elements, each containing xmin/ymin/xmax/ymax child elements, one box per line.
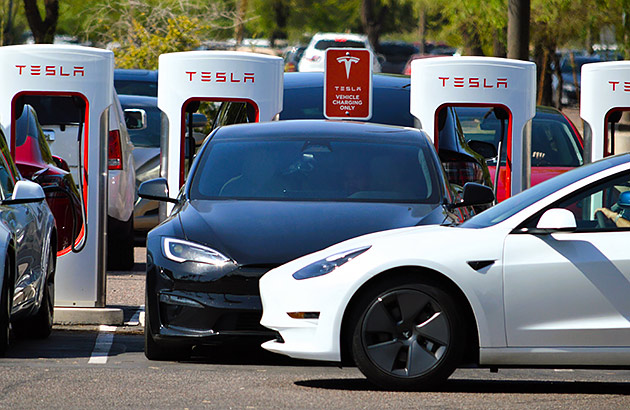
<box><xmin>13</xmin><ymin>249</ymin><xmax>54</xmax><ymax>339</ymax></box>
<box><xmin>107</xmin><ymin>215</ymin><xmax>135</xmax><ymax>271</ymax></box>
<box><xmin>350</xmin><ymin>276</ymin><xmax>464</xmax><ymax>391</ymax></box>
<box><xmin>144</xmin><ymin>291</ymin><xmax>191</xmax><ymax>361</ymax></box>
<box><xmin>0</xmin><ymin>265</ymin><xmax>11</xmax><ymax>356</ymax></box>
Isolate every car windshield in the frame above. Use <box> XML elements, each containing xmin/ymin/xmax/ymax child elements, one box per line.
<box><xmin>455</xmin><ymin>107</ymin><xmax>582</xmax><ymax>167</ymax></box>
<box><xmin>189</xmin><ymin>138</ymin><xmax>440</xmax><ymax>203</ymax></box>
<box><xmin>314</xmin><ymin>40</ymin><xmax>366</xmax><ymax>50</ymax></box>
<box><xmin>461</xmin><ymin>155</ymin><xmax>630</xmax><ymax>228</ymax></box>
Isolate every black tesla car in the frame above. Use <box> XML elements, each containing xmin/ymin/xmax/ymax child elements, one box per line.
<box><xmin>139</xmin><ymin>120</ymin><xmax>493</xmax><ymax>360</ymax></box>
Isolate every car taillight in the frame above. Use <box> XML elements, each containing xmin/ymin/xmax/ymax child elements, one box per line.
<box><xmin>442</xmin><ymin>161</ymin><xmax>483</xmax><ymax>186</ymax></box>
<box><xmin>108</xmin><ymin>129</ymin><xmax>123</xmax><ymax>170</ymax></box>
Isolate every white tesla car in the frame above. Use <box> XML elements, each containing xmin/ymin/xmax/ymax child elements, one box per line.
<box><xmin>260</xmin><ymin>153</ymin><xmax>630</xmax><ymax>390</ymax></box>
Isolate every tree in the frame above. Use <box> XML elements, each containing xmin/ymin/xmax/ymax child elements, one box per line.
<box><xmin>360</xmin><ymin>0</ymin><xmax>416</xmax><ymax>49</ymax></box>
<box><xmin>1</xmin><ymin>0</ymin><xmax>20</xmax><ymax>45</ymax></box>
<box><xmin>427</xmin><ymin>0</ymin><xmax>506</xmax><ymax>56</ymax></box>
<box><xmin>23</xmin><ymin>0</ymin><xmax>58</xmax><ymax>43</ymax></box>
<box><xmin>507</xmin><ymin>0</ymin><xmax>529</xmax><ymax>60</ymax></box>
<box><xmin>81</xmin><ymin>0</ymin><xmax>240</xmax><ymax>69</ymax></box>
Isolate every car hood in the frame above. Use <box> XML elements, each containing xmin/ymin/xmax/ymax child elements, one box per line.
<box><xmin>179</xmin><ymin>200</ymin><xmax>442</xmax><ymax>266</ymax></box>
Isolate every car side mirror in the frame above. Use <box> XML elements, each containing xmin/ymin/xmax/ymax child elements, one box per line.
<box><xmin>467</xmin><ymin>140</ymin><xmax>497</xmax><ymax>159</ymax></box>
<box><xmin>535</xmin><ymin>208</ymin><xmax>577</xmax><ymax>232</ymax></box>
<box><xmin>191</xmin><ymin>113</ymin><xmax>207</xmax><ymax>129</ymax></box>
<box><xmin>52</xmin><ymin>155</ymin><xmax>71</xmax><ymax>172</ymax></box>
<box><xmin>2</xmin><ymin>180</ymin><xmax>45</xmax><ymax>205</ymax></box>
<box><xmin>138</xmin><ymin>178</ymin><xmax>178</xmax><ymax>204</ymax></box>
<box><xmin>449</xmin><ymin>182</ymin><xmax>494</xmax><ymax>209</ymax></box>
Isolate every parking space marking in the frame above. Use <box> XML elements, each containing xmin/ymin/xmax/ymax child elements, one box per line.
<box><xmin>125</xmin><ymin>306</ymin><xmax>144</xmax><ymax>326</ymax></box>
<box><xmin>88</xmin><ymin>325</ymin><xmax>117</xmax><ymax>364</ymax></box>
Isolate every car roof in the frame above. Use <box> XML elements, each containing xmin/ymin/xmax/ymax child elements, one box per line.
<box><xmin>284</xmin><ymin>72</ymin><xmax>410</xmax><ymax>90</ymax></box>
<box><xmin>211</xmin><ymin>119</ymin><xmax>425</xmax><ymax>144</ymax></box>
<box><xmin>118</xmin><ymin>94</ymin><xmax>158</xmax><ymax>108</ymax></box>
<box><xmin>114</xmin><ymin>68</ymin><xmax>158</xmax><ymax>81</ymax></box>
<box><xmin>310</xmin><ymin>32</ymin><xmax>368</xmax><ymax>43</ymax></box>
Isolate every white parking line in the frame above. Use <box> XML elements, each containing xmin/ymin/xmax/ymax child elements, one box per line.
<box><xmin>88</xmin><ymin>325</ymin><xmax>117</xmax><ymax>364</ymax></box>
<box><xmin>125</xmin><ymin>305</ymin><xmax>145</xmax><ymax>326</ymax></box>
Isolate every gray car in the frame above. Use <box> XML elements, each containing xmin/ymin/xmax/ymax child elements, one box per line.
<box><xmin>0</xmin><ymin>127</ymin><xmax>57</xmax><ymax>355</ymax></box>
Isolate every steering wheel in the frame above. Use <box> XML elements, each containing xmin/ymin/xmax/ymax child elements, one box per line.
<box><xmin>595</xmin><ymin>210</ymin><xmax>615</xmax><ymax>228</ymax></box>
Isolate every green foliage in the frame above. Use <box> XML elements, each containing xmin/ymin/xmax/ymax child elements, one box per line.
<box><xmin>114</xmin><ymin>17</ymin><xmax>203</xmax><ymax>69</ymax></box>
<box><xmin>80</xmin><ymin>0</ymin><xmax>239</xmax><ymax>69</ymax></box>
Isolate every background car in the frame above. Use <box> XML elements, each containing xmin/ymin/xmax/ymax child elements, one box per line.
<box><xmin>114</xmin><ymin>69</ymin><xmax>159</xmax><ymax>97</ymax></box>
<box><xmin>119</xmin><ymin>94</ymin><xmax>207</xmax><ymax>241</ymax></box>
<box><xmin>260</xmin><ymin>152</ymin><xmax>630</xmax><ymax>391</ymax></box>
<box><xmin>14</xmin><ymin>104</ymin><xmax>83</xmax><ymax>254</ymax></box>
<box><xmin>376</xmin><ymin>40</ymin><xmax>418</xmax><ymax>74</ymax></box>
<box><xmin>298</xmin><ymin>32</ymin><xmax>382</xmax><ymax>73</ymax></box>
<box><xmin>282</xmin><ymin>45</ymin><xmax>306</xmax><ymax>72</ymax></box>
<box><xmin>139</xmin><ymin>119</ymin><xmax>489</xmax><ymax>361</ymax></box>
<box><xmin>119</xmin><ymin>95</ymin><xmax>162</xmax><ymax>240</ymax></box>
<box><xmin>0</xmin><ymin>127</ymin><xmax>57</xmax><ymax>356</ymax></box>
<box><xmin>105</xmin><ymin>93</ymin><xmax>137</xmax><ymax>270</ymax></box>
<box><xmin>455</xmin><ymin>105</ymin><xmax>584</xmax><ymax>202</ymax></box>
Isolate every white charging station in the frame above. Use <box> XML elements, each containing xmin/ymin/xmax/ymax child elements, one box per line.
<box><xmin>410</xmin><ymin>56</ymin><xmax>536</xmax><ymax>200</ymax></box>
<box><xmin>158</xmin><ymin>51</ymin><xmax>284</xmax><ymax>212</ymax></box>
<box><xmin>0</xmin><ymin>45</ymin><xmax>111</xmax><ymax>310</ymax></box>
<box><xmin>581</xmin><ymin>61</ymin><xmax>630</xmax><ymax>162</ymax></box>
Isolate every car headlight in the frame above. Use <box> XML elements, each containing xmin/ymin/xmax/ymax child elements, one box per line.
<box><xmin>292</xmin><ymin>246</ymin><xmax>371</xmax><ymax>280</ymax></box>
<box><xmin>162</xmin><ymin>237</ymin><xmax>231</xmax><ymax>266</ymax></box>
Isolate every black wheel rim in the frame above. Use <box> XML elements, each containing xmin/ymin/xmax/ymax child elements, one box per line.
<box><xmin>361</xmin><ymin>289</ymin><xmax>450</xmax><ymax>378</ymax></box>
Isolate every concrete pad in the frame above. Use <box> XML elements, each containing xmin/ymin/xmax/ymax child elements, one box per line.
<box><xmin>53</xmin><ymin>307</ymin><xmax>124</xmax><ymax>326</ymax></box>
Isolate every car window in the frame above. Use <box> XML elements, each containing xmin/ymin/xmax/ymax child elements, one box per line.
<box><xmin>461</xmin><ymin>155</ymin><xmax>630</xmax><ymax>229</ymax></box>
<box><xmin>455</xmin><ymin>107</ymin><xmax>583</xmax><ymax>167</ymax></box>
<box><xmin>520</xmin><ymin>172</ymin><xmax>630</xmax><ymax>232</ymax></box>
<box><xmin>530</xmin><ymin>118</ymin><xmax>582</xmax><ymax>167</ymax></box>
<box><xmin>314</xmin><ymin>40</ymin><xmax>366</xmax><ymax>50</ymax></box>
<box><xmin>114</xmin><ymin>80</ymin><xmax>158</xmax><ymax>97</ymax></box>
<box><xmin>190</xmin><ymin>138</ymin><xmax>439</xmax><ymax>203</ymax></box>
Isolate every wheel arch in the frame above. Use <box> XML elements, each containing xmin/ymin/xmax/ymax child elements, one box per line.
<box><xmin>339</xmin><ymin>265</ymin><xmax>480</xmax><ymax>366</ymax></box>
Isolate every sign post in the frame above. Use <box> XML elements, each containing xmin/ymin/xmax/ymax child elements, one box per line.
<box><xmin>324</xmin><ymin>48</ymin><xmax>372</xmax><ymax>120</ymax></box>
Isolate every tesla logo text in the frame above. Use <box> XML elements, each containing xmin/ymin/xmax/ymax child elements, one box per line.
<box><xmin>185</xmin><ymin>71</ymin><xmax>255</xmax><ymax>83</ymax></box>
<box><xmin>439</xmin><ymin>77</ymin><xmax>508</xmax><ymax>88</ymax></box>
<box><xmin>15</xmin><ymin>64</ymin><xmax>85</xmax><ymax>77</ymax></box>
<box><xmin>337</xmin><ymin>56</ymin><xmax>360</xmax><ymax>79</ymax></box>
<box><xmin>608</xmin><ymin>81</ymin><xmax>630</xmax><ymax>92</ymax></box>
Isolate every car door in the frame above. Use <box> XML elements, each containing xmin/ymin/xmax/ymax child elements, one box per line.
<box><xmin>0</xmin><ymin>140</ymin><xmax>42</xmax><ymax>311</ymax></box>
<box><xmin>503</xmin><ymin>170</ymin><xmax>630</xmax><ymax>347</ymax></box>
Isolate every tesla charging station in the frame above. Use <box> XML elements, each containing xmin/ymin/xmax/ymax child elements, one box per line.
<box><xmin>581</xmin><ymin>61</ymin><xmax>630</xmax><ymax>162</ymax></box>
<box><xmin>158</xmin><ymin>51</ymin><xmax>283</xmax><ymax>214</ymax></box>
<box><xmin>0</xmin><ymin>45</ymin><xmax>111</xmax><ymax>312</ymax></box>
<box><xmin>410</xmin><ymin>56</ymin><xmax>536</xmax><ymax>200</ymax></box>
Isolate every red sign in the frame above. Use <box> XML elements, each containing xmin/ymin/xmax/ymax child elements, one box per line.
<box><xmin>324</xmin><ymin>48</ymin><xmax>372</xmax><ymax>120</ymax></box>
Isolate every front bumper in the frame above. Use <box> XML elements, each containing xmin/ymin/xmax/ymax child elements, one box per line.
<box><xmin>147</xmin><ymin>258</ymin><xmax>278</xmax><ymax>345</ymax></box>
<box><xmin>259</xmin><ymin>259</ymin><xmax>355</xmax><ymax>362</ymax></box>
